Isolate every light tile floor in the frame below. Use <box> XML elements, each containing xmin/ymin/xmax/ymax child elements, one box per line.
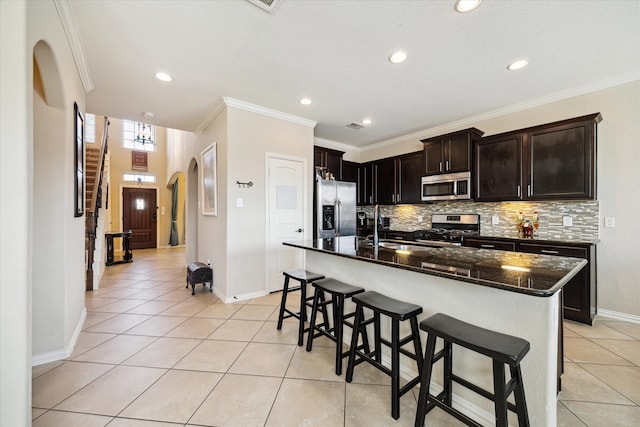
<box><xmin>32</xmin><ymin>248</ymin><xmax>640</xmax><ymax>426</ymax></box>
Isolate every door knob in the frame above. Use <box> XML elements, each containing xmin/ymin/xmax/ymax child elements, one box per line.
<box><xmin>295</xmin><ymin>228</ymin><xmax>303</xmax><ymax>233</ymax></box>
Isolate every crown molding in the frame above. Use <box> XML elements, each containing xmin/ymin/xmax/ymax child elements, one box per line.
<box><xmin>54</xmin><ymin>0</ymin><xmax>93</xmax><ymax>93</ymax></box>
<box><xmin>223</xmin><ymin>97</ymin><xmax>317</xmax><ymax>128</ymax></box>
<box><xmin>313</xmin><ymin>137</ymin><xmax>361</xmax><ymax>153</ymax></box>
<box><xmin>361</xmin><ymin>72</ymin><xmax>640</xmax><ymax>153</ymax></box>
<box><xmin>194</xmin><ymin>99</ymin><xmax>226</xmax><ymax>136</ymax></box>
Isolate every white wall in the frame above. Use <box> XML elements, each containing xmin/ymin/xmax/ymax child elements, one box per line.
<box><xmin>0</xmin><ymin>2</ymin><xmax>31</xmax><ymax>426</ymax></box>
<box><xmin>174</xmin><ymin>101</ymin><xmax>315</xmax><ymax>301</ymax></box>
<box><xmin>354</xmin><ymin>81</ymin><xmax>640</xmax><ymax>318</ymax></box>
<box><xmin>225</xmin><ymin>106</ymin><xmax>314</xmax><ymax>298</ymax></box>
<box><xmin>28</xmin><ymin>1</ymin><xmax>88</xmax><ymax>363</ymax></box>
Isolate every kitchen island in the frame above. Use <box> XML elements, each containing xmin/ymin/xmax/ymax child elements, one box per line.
<box><xmin>284</xmin><ymin>236</ymin><xmax>587</xmax><ymax>426</ymax></box>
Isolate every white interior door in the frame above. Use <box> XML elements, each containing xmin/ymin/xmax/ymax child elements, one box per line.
<box><xmin>267</xmin><ymin>155</ymin><xmax>306</xmax><ymax>292</ymax></box>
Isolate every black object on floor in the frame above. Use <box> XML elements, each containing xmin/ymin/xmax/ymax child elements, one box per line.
<box><xmin>276</xmin><ymin>269</ymin><xmax>325</xmax><ymax>346</ymax></box>
<box><xmin>345</xmin><ymin>290</ymin><xmax>424</xmax><ymax>420</ymax></box>
<box><xmin>186</xmin><ymin>262</ymin><xmax>213</xmax><ymax>295</ymax></box>
<box><xmin>306</xmin><ymin>278</ymin><xmax>368</xmax><ymax>375</ymax></box>
<box><xmin>414</xmin><ymin>313</ymin><xmax>530</xmax><ymax>427</ymax></box>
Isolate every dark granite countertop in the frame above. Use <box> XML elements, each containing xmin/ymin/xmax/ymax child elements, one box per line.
<box><xmin>474</xmin><ymin>234</ymin><xmax>600</xmax><ymax>246</ymax></box>
<box><xmin>284</xmin><ymin>236</ymin><xmax>587</xmax><ymax>297</ymax></box>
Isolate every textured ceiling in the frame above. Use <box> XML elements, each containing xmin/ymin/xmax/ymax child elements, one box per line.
<box><xmin>69</xmin><ymin>0</ymin><xmax>640</xmax><ymax>147</ymax></box>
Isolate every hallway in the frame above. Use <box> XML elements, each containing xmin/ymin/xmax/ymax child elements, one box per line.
<box><xmin>31</xmin><ymin>248</ymin><xmax>640</xmax><ymax>426</ymax></box>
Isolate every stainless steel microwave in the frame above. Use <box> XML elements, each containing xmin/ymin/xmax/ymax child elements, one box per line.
<box><xmin>421</xmin><ymin>171</ymin><xmax>471</xmax><ymax>201</ymax></box>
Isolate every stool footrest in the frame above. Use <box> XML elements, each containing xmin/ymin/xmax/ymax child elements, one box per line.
<box><xmin>427</xmin><ymin>394</ymin><xmax>484</xmax><ymax>427</ymax></box>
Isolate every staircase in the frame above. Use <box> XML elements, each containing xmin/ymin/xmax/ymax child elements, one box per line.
<box><xmin>85</xmin><ymin>146</ymin><xmax>101</xmax><ymax>208</ymax></box>
<box><xmin>85</xmin><ymin>119</ymin><xmax>110</xmax><ymax>291</ymax></box>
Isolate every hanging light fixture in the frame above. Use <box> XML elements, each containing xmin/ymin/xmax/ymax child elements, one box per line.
<box><xmin>134</xmin><ymin>121</ymin><xmax>154</xmax><ymax>145</ymax></box>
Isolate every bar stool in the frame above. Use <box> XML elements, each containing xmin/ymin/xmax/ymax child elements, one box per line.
<box><xmin>414</xmin><ymin>313</ymin><xmax>530</xmax><ymax>427</ymax></box>
<box><xmin>276</xmin><ymin>270</ymin><xmax>325</xmax><ymax>346</ymax></box>
<box><xmin>306</xmin><ymin>278</ymin><xmax>368</xmax><ymax>375</ymax></box>
<box><xmin>345</xmin><ymin>291</ymin><xmax>424</xmax><ymax>420</ymax></box>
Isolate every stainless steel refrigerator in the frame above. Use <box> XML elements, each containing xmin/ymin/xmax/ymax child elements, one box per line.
<box><xmin>314</xmin><ymin>179</ymin><xmax>357</xmax><ymax>239</ymax></box>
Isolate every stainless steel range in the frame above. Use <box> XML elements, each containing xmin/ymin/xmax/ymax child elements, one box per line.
<box><xmin>413</xmin><ymin>214</ymin><xmax>480</xmax><ymax>247</ymax></box>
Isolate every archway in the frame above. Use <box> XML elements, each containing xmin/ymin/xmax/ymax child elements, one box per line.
<box><xmin>32</xmin><ymin>40</ymin><xmax>78</xmax><ymax>362</ymax></box>
<box><xmin>167</xmin><ymin>171</ymin><xmax>186</xmax><ymax>247</ymax></box>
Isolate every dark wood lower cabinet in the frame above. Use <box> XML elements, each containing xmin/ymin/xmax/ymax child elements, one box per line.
<box><xmin>465</xmin><ymin>237</ymin><xmax>596</xmax><ymax>325</ymax></box>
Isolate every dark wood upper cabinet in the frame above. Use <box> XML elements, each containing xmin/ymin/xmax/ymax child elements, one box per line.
<box><xmin>475</xmin><ymin>133</ymin><xmax>523</xmax><ymax>201</ymax></box>
<box><xmin>373</xmin><ymin>158</ymin><xmax>396</xmax><ymax>204</ymax></box>
<box><xmin>527</xmin><ymin>118</ymin><xmax>599</xmax><ymax>200</ymax></box>
<box><xmin>474</xmin><ymin>113</ymin><xmax>601</xmax><ymax>202</ymax></box>
<box><xmin>373</xmin><ymin>151</ymin><xmax>423</xmax><ymax>204</ymax></box>
<box><xmin>359</xmin><ymin>162</ymin><xmax>373</xmax><ymax>206</ymax></box>
<box><xmin>314</xmin><ymin>146</ymin><xmax>344</xmax><ymax>180</ymax></box>
<box><xmin>396</xmin><ymin>151</ymin><xmax>423</xmax><ymax>204</ymax></box>
<box><xmin>421</xmin><ymin>128</ymin><xmax>484</xmax><ymax>176</ymax></box>
<box><xmin>341</xmin><ymin>160</ymin><xmax>358</xmax><ymax>183</ymax></box>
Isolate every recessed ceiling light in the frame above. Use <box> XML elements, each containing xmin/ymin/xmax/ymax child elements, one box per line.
<box><xmin>143</xmin><ymin>112</ymin><xmax>154</xmax><ymax>119</ymax></box>
<box><xmin>155</xmin><ymin>72</ymin><xmax>172</xmax><ymax>82</ymax></box>
<box><xmin>454</xmin><ymin>0</ymin><xmax>482</xmax><ymax>13</ymax></box>
<box><xmin>300</xmin><ymin>98</ymin><xmax>312</xmax><ymax>105</ymax></box>
<box><xmin>507</xmin><ymin>59</ymin><xmax>529</xmax><ymax>71</ymax></box>
<box><xmin>362</xmin><ymin>118</ymin><xmax>372</xmax><ymax>125</ymax></box>
<box><xmin>389</xmin><ymin>51</ymin><xmax>407</xmax><ymax>64</ymax></box>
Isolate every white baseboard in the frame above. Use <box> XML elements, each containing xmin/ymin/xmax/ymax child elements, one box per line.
<box><xmin>32</xmin><ymin>308</ymin><xmax>87</xmax><ymax>366</ymax></box>
<box><xmin>223</xmin><ymin>289</ymin><xmax>268</xmax><ymax>304</ymax></box>
<box><xmin>597</xmin><ymin>309</ymin><xmax>640</xmax><ymax>324</ymax></box>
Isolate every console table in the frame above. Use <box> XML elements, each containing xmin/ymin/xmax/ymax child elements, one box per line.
<box><xmin>105</xmin><ymin>231</ymin><xmax>133</xmax><ymax>266</ymax></box>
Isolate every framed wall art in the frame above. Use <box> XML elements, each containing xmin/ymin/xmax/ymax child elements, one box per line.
<box><xmin>74</xmin><ymin>102</ymin><xmax>84</xmax><ymax>217</ymax></box>
<box><xmin>201</xmin><ymin>142</ymin><xmax>217</xmax><ymax>216</ymax></box>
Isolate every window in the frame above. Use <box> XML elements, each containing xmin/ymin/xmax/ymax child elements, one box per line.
<box><xmin>85</xmin><ymin>113</ymin><xmax>96</xmax><ymax>143</ymax></box>
<box><xmin>123</xmin><ymin>120</ymin><xmax>155</xmax><ymax>151</ymax></box>
<box><xmin>123</xmin><ymin>173</ymin><xmax>156</xmax><ymax>184</ymax></box>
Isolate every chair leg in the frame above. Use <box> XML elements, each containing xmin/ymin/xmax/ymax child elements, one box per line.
<box><xmin>512</xmin><ymin>364</ymin><xmax>530</xmax><ymax>427</ymax></box>
<box><xmin>345</xmin><ymin>304</ymin><xmax>363</xmax><ymax>383</ymax></box>
<box><xmin>276</xmin><ymin>276</ymin><xmax>290</xmax><ymax>330</ymax></box>
<box><xmin>415</xmin><ymin>334</ymin><xmax>437</xmax><ymax>427</ymax></box>
<box><xmin>374</xmin><ymin>312</ymin><xmax>382</xmax><ymax>362</ymax></box>
<box><xmin>332</xmin><ymin>295</ymin><xmax>345</xmax><ymax>375</ymax></box>
<box><xmin>444</xmin><ymin>341</ymin><xmax>453</xmax><ymax>407</ymax></box>
<box><xmin>306</xmin><ymin>288</ymin><xmax>321</xmax><ymax>352</ymax></box>
<box><xmin>297</xmin><ymin>280</ymin><xmax>307</xmax><ymax>346</ymax></box>
<box><xmin>390</xmin><ymin>319</ymin><xmax>401</xmax><ymax>420</ymax></box>
<box><xmin>493</xmin><ymin>360</ymin><xmax>508</xmax><ymax>427</ymax></box>
<box><xmin>410</xmin><ymin>317</ymin><xmax>424</xmax><ymax>375</ymax></box>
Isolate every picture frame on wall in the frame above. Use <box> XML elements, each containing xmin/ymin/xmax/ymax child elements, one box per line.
<box><xmin>74</xmin><ymin>102</ymin><xmax>84</xmax><ymax>217</ymax></box>
<box><xmin>201</xmin><ymin>142</ymin><xmax>217</xmax><ymax>216</ymax></box>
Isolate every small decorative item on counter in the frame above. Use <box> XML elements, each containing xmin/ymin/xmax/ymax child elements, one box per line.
<box><xmin>523</xmin><ymin>219</ymin><xmax>533</xmax><ymax>237</ymax></box>
<box><xmin>532</xmin><ymin>211</ymin><xmax>539</xmax><ymax>236</ymax></box>
<box><xmin>517</xmin><ymin>211</ymin><xmax>525</xmax><ymax>236</ymax></box>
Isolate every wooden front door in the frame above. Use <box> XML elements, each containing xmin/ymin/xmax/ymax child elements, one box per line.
<box><xmin>123</xmin><ymin>187</ymin><xmax>157</xmax><ymax>249</ymax></box>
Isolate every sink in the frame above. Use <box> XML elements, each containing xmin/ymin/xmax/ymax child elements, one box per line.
<box><xmin>378</xmin><ymin>242</ymin><xmax>432</xmax><ymax>252</ymax></box>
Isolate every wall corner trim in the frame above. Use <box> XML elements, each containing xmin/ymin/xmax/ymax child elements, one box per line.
<box><xmin>54</xmin><ymin>0</ymin><xmax>94</xmax><ymax>93</ymax></box>
<box><xmin>223</xmin><ymin>97</ymin><xmax>317</xmax><ymax>128</ymax></box>
<box><xmin>194</xmin><ymin>99</ymin><xmax>226</xmax><ymax>136</ymax></box>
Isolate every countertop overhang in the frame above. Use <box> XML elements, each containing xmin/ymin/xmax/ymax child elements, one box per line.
<box><xmin>284</xmin><ymin>236</ymin><xmax>587</xmax><ymax>297</ymax></box>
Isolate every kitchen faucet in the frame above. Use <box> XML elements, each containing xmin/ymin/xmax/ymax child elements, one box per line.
<box><xmin>373</xmin><ymin>204</ymin><xmax>379</xmax><ymax>248</ymax></box>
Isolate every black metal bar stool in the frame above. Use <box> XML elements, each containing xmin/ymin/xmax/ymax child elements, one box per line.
<box><xmin>276</xmin><ymin>269</ymin><xmax>325</xmax><ymax>346</ymax></box>
<box><xmin>345</xmin><ymin>290</ymin><xmax>424</xmax><ymax>420</ymax></box>
<box><xmin>306</xmin><ymin>278</ymin><xmax>368</xmax><ymax>375</ymax></box>
<box><xmin>414</xmin><ymin>313</ymin><xmax>530</xmax><ymax>427</ymax></box>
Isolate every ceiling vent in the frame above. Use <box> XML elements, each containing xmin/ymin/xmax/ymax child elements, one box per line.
<box><xmin>346</xmin><ymin>122</ymin><xmax>365</xmax><ymax>130</ymax></box>
<box><xmin>246</xmin><ymin>0</ymin><xmax>281</xmax><ymax>13</ymax></box>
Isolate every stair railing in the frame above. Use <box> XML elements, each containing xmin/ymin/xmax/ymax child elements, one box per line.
<box><xmin>85</xmin><ymin>118</ymin><xmax>110</xmax><ymax>291</ymax></box>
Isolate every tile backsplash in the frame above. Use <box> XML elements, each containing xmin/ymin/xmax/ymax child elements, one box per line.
<box><xmin>359</xmin><ymin>200</ymin><xmax>599</xmax><ymax>241</ymax></box>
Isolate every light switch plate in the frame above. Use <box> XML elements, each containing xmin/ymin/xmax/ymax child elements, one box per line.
<box><xmin>417</xmin><ymin>215</ymin><xmax>423</xmax><ymax>223</ymax></box>
<box><xmin>492</xmin><ymin>215</ymin><xmax>500</xmax><ymax>225</ymax></box>
<box><xmin>604</xmin><ymin>217</ymin><xmax>615</xmax><ymax>228</ymax></box>
<box><xmin>563</xmin><ymin>216</ymin><xmax>573</xmax><ymax>227</ymax></box>
<box><xmin>236</xmin><ymin>198</ymin><xmax>243</xmax><ymax>208</ymax></box>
